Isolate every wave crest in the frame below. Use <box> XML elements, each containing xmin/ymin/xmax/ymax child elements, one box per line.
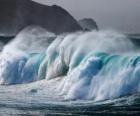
<box><xmin>0</xmin><ymin>29</ymin><xmax>140</xmax><ymax>101</ymax></box>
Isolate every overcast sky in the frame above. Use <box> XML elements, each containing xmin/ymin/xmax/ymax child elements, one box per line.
<box><xmin>33</xmin><ymin>0</ymin><xmax>140</xmax><ymax>33</ymax></box>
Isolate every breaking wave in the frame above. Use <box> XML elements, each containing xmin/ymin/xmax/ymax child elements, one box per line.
<box><xmin>0</xmin><ymin>26</ymin><xmax>140</xmax><ymax>101</ymax></box>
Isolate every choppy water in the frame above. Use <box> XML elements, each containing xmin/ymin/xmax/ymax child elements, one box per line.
<box><xmin>0</xmin><ymin>79</ymin><xmax>140</xmax><ymax>116</ymax></box>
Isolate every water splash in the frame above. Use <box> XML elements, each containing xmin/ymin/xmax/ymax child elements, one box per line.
<box><xmin>0</xmin><ymin>28</ymin><xmax>140</xmax><ymax>101</ymax></box>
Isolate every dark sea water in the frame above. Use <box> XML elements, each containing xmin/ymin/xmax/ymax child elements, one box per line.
<box><xmin>0</xmin><ymin>34</ymin><xmax>140</xmax><ymax>116</ymax></box>
<box><xmin>0</xmin><ymin>82</ymin><xmax>140</xmax><ymax>116</ymax></box>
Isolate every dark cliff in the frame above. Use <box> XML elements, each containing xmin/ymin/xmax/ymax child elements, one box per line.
<box><xmin>0</xmin><ymin>0</ymin><xmax>82</xmax><ymax>36</ymax></box>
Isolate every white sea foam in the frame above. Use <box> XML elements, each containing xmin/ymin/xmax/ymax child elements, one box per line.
<box><xmin>0</xmin><ymin>28</ymin><xmax>140</xmax><ymax>101</ymax></box>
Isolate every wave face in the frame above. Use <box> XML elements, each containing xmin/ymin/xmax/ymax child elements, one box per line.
<box><xmin>0</xmin><ymin>27</ymin><xmax>140</xmax><ymax>101</ymax></box>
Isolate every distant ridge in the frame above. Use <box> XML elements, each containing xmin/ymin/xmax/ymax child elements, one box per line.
<box><xmin>79</xmin><ymin>18</ymin><xmax>98</xmax><ymax>31</ymax></box>
<box><xmin>0</xmin><ymin>0</ymin><xmax>82</xmax><ymax>36</ymax></box>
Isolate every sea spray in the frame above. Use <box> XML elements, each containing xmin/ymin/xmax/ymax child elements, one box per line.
<box><xmin>42</xmin><ymin>30</ymin><xmax>135</xmax><ymax>81</ymax></box>
<box><xmin>3</xmin><ymin>26</ymin><xmax>56</xmax><ymax>54</ymax></box>
<box><xmin>21</xmin><ymin>53</ymin><xmax>45</xmax><ymax>83</ymax></box>
<box><xmin>0</xmin><ymin>52</ymin><xmax>27</xmax><ymax>84</ymax></box>
<box><xmin>0</xmin><ymin>26</ymin><xmax>56</xmax><ymax>84</ymax></box>
<box><xmin>0</xmin><ymin>28</ymin><xmax>140</xmax><ymax>101</ymax></box>
<box><xmin>62</xmin><ymin>53</ymin><xmax>140</xmax><ymax>101</ymax></box>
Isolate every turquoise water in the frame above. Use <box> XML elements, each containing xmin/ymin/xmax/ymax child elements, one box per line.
<box><xmin>0</xmin><ymin>32</ymin><xmax>140</xmax><ymax>115</ymax></box>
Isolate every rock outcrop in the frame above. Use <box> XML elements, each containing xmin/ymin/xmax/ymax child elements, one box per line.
<box><xmin>78</xmin><ymin>18</ymin><xmax>98</xmax><ymax>31</ymax></box>
<box><xmin>0</xmin><ymin>0</ymin><xmax>82</xmax><ymax>36</ymax></box>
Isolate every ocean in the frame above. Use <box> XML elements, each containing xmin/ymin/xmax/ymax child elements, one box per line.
<box><xmin>0</xmin><ymin>28</ymin><xmax>140</xmax><ymax>115</ymax></box>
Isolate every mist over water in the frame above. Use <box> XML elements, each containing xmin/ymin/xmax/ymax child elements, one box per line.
<box><xmin>0</xmin><ymin>26</ymin><xmax>140</xmax><ymax>104</ymax></box>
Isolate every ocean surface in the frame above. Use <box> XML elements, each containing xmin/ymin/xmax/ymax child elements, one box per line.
<box><xmin>0</xmin><ymin>79</ymin><xmax>140</xmax><ymax>115</ymax></box>
<box><xmin>0</xmin><ymin>28</ymin><xmax>140</xmax><ymax>115</ymax></box>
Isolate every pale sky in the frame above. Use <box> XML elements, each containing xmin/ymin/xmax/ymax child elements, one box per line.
<box><xmin>33</xmin><ymin>0</ymin><xmax>140</xmax><ymax>33</ymax></box>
